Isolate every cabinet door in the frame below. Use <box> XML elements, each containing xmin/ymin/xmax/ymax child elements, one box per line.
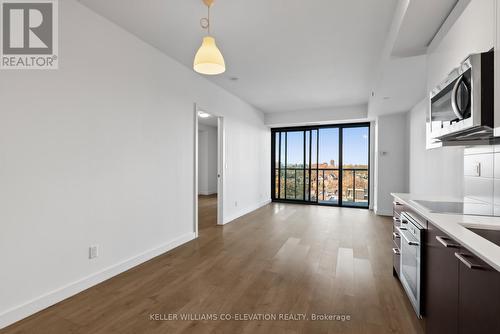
<box><xmin>392</xmin><ymin>245</ymin><xmax>401</xmax><ymax>277</ymax></box>
<box><xmin>456</xmin><ymin>249</ymin><xmax>500</xmax><ymax>334</ymax></box>
<box><xmin>393</xmin><ymin>200</ymin><xmax>406</xmax><ymax>218</ymax></box>
<box><xmin>392</xmin><ymin>207</ymin><xmax>402</xmax><ymax>277</ymax></box>
<box><xmin>425</xmin><ymin>222</ymin><xmax>459</xmax><ymax>334</ymax></box>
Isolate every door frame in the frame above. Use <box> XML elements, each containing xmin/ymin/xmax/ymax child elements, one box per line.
<box><xmin>194</xmin><ymin>103</ymin><xmax>225</xmax><ymax>237</ymax></box>
<box><xmin>270</xmin><ymin>122</ymin><xmax>371</xmax><ymax>209</ymax></box>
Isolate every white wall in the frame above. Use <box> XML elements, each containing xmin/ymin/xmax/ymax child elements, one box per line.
<box><xmin>462</xmin><ymin>146</ymin><xmax>499</xmax><ymax>216</ymax></box>
<box><xmin>0</xmin><ymin>0</ymin><xmax>270</xmax><ymax>328</ymax></box>
<box><xmin>264</xmin><ymin>104</ymin><xmax>367</xmax><ymax>127</ymax></box>
<box><xmin>404</xmin><ymin>0</ymin><xmax>495</xmax><ymax>199</ymax></box>
<box><xmin>198</xmin><ymin>124</ymin><xmax>218</xmax><ymax>195</ymax></box>
<box><xmin>374</xmin><ymin>113</ymin><xmax>409</xmax><ymax>215</ymax></box>
<box><xmin>427</xmin><ymin>0</ymin><xmax>495</xmax><ymax>91</ymax></box>
<box><xmin>407</xmin><ymin>100</ymin><xmax>464</xmax><ymax>197</ymax></box>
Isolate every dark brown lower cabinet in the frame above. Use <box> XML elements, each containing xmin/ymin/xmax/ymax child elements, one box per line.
<box><xmin>456</xmin><ymin>249</ymin><xmax>500</xmax><ymax>334</ymax></box>
<box><xmin>425</xmin><ymin>222</ymin><xmax>500</xmax><ymax>334</ymax></box>
<box><xmin>425</xmin><ymin>221</ymin><xmax>459</xmax><ymax>334</ymax></box>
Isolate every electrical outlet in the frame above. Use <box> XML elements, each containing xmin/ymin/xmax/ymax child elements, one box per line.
<box><xmin>89</xmin><ymin>245</ymin><xmax>99</xmax><ymax>259</ymax></box>
<box><xmin>235</xmin><ymin>201</ymin><xmax>238</xmax><ymax>207</ymax></box>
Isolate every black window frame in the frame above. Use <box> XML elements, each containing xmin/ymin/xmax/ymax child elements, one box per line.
<box><xmin>271</xmin><ymin>122</ymin><xmax>371</xmax><ymax>209</ymax></box>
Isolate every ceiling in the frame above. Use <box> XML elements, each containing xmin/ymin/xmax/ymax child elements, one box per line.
<box><xmin>367</xmin><ymin>0</ymin><xmax>459</xmax><ymax>117</ymax></box>
<box><xmin>79</xmin><ymin>0</ymin><xmax>461</xmax><ymax>119</ymax></box>
<box><xmin>79</xmin><ymin>0</ymin><xmax>398</xmax><ymax>114</ymax></box>
<box><xmin>392</xmin><ymin>0</ymin><xmax>458</xmax><ymax>57</ymax></box>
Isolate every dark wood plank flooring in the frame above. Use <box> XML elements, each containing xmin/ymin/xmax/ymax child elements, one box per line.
<box><xmin>1</xmin><ymin>200</ymin><xmax>423</xmax><ymax>334</ymax></box>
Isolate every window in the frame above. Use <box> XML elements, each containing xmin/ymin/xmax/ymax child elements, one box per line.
<box><xmin>271</xmin><ymin>123</ymin><xmax>370</xmax><ymax>208</ymax></box>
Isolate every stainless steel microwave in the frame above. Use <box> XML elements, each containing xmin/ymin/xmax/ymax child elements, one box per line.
<box><xmin>429</xmin><ymin>51</ymin><xmax>494</xmax><ymax>142</ymax></box>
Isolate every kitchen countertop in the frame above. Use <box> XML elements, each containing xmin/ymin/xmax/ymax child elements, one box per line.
<box><xmin>391</xmin><ymin>193</ymin><xmax>500</xmax><ymax>272</ymax></box>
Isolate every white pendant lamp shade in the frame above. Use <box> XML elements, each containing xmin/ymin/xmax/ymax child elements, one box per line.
<box><xmin>193</xmin><ymin>36</ymin><xmax>226</xmax><ymax>75</ymax></box>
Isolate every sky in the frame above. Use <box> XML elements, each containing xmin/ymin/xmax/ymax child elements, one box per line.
<box><xmin>280</xmin><ymin>127</ymin><xmax>369</xmax><ymax>167</ymax></box>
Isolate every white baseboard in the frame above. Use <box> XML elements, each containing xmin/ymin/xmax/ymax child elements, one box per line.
<box><xmin>223</xmin><ymin>199</ymin><xmax>271</xmax><ymax>225</ymax></box>
<box><xmin>198</xmin><ymin>191</ymin><xmax>217</xmax><ymax>196</ymax></box>
<box><xmin>375</xmin><ymin>208</ymin><xmax>393</xmax><ymax>216</ymax></box>
<box><xmin>0</xmin><ymin>232</ymin><xmax>196</xmax><ymax>330</ymax></box>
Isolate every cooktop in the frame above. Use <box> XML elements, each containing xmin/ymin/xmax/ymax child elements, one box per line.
<box><xmin>412</xmin><ymin>200</ymin><xmax>464</xmax><ymax>214</ymax></box>
<box><xmin>412</xmin><ymin>199</ymin><xmax>497</xmax><ymax>216</ymax></box>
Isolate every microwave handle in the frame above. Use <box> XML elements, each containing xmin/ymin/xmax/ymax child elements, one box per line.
<box><xmin>451</xmin><ymin>75</ymin><xmax>464</xmax><ymax>120</ymax></box>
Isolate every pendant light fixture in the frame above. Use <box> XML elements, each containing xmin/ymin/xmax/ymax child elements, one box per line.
<box><xmin>193</xmin><ymin>0</ymin><xmax>226</xmax><ymax>75</ymax></box>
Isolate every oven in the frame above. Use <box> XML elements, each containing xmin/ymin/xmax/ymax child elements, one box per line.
<box><xmin>397</xmin><ymin>212</ymin><xmax>424</xmax><ymax>318</ymax></box>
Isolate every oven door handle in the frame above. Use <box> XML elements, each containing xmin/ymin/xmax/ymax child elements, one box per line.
<box><xmin>396</xmin><ymin>227</ymin><xmax>420</xmax><ymax>246</ymax></box>
<box><xmin>451</xmin><ymin>75</ymin><xmax>464</xmax><ymax>120</ymax></box>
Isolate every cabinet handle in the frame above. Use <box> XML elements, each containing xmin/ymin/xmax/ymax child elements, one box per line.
<box><xmin>397</xmin><ymin>227</ymin><xmax>419</xmax><ymax>246</ymax></box>
<box><xmin>436</xmin><ymin>236</ymin><xmax>460</xmax><ymax>248</ymax></box>
<box><xmin>392</xmin><ymin>232</ymin><xmax>400</xmax><ymax>239</ymax></box>
<box><xmin>394</xmin><ymin>201</ymin><xmax>402</xmax><ymax>206</ymax></box>
<box><xmin>392</xmin><ymin>248</ymin><xmax>400</xmax><ymax>255</ymax></box>
<box><xmin>393</xmin><ymin>217</ymin><xmax>401</xmax><ymax>223</ymax></box>
<box><xmin>454</xmin><ymin>253</ymin><xmax>483</xmax><ymax>270</ymax></box>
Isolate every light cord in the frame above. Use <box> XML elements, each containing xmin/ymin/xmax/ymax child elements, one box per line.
<box><xmin>207</xmin><ymin>5</ymin><xmax>211</xmax><ymax>35</ymax></box>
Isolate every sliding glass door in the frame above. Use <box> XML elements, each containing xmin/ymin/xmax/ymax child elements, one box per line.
<box><xmin>317</xmin><ymin>128</ymin><xmax>339</xmax><ymax>205</ymax></box>
<box><xmin>274</xmin><ymin>130</ymin><xmax>318</xmax><ymax>202</ymax></box>
<box><xmin>271</xmin><ymin>123</ymin><xmax>370</xmax><ymax>208</ymax></box>
<box><xmin>342</xmin><ymin>126</ymin><xmax>370</xmax><ymax>207</ymax></box>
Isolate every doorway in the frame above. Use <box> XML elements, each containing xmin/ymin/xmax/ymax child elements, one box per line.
<box><xmin>194</xmin><ymin>104</ymin><xmax>224</xmax><ymax>236</ymax></box>
<box><xmin>271</xmin><ymin>123</ymin><xmax>370</xmax><ymax>208</ymax></box>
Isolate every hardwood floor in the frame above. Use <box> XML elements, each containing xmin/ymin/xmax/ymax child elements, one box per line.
<box><xmin>198</xmin><ymin>195</ymin><xmax>218</xmax><ymax>230</ymax></box>
<box><xmin>1</xmin><ymin>202</ymin><xmax>424</xmax><ymax>334</ymax></box>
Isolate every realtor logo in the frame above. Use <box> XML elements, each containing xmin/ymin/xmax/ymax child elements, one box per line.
<box><xmin>1</xmin><ymin>0</ymin><xmax>58</xmax><ymax>69</ymax></box>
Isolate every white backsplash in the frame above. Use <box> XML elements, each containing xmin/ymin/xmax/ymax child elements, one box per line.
<box><xmin>463</xmin><ymin>145</ymin><xmax>500</xmax><ymax>216</ymax></box>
